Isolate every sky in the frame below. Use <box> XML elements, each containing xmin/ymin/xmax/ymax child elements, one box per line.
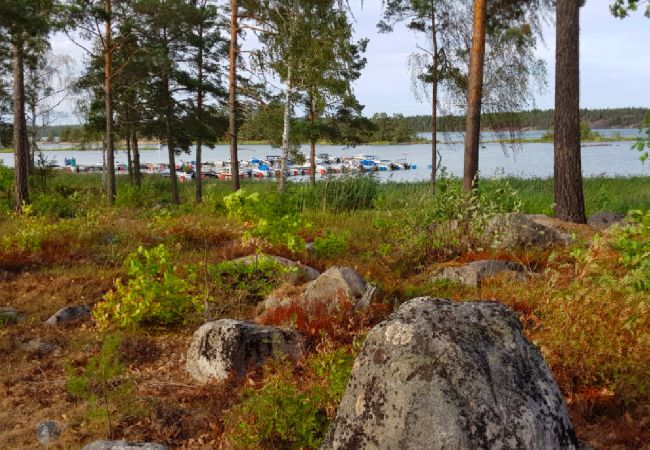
<box><xmin>49</xmin><ymin>1</ymin><xmax>650</xmax><ymax>122</ymax></box>
<box><xmin>347</xmin><ymin>0</ymin><xmax>650</xmax><ymax>115</ymax></box>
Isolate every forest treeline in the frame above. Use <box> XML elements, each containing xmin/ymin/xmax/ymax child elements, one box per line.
<box><xmin>404</xmin><ymin>107</ymin><xmax>650</xmax><ymax>132</ymax></box>
<box><xmin>34</xmin><ymin>107</ymin><xmax>649</xmax><ymax>146</ymax></box>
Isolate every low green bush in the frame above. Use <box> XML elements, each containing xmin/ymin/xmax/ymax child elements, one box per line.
<box><xmin>224</xmin><ymin>189</ymin><xmax>309</xmax><ymax>252</ymax></box>
<box><xmin>208</xmin><ymin>255</ymin><xmax>297</xmax><ymax>303</ymax></box>
<box><xmin>93</xmin><ymin>244</ymin><xmax>203</xmax><ymax>329</ymax></box>
<box><xmin>226</xmin><ymin>348</ymin><xmax>354</xmax><ymax>449</ymax></box>
<box><xmin>312</xmin><ymin>231</ymin><xmax>347</xmax><ymax>259</ymax></box>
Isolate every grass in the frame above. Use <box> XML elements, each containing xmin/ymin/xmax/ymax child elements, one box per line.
<box><xmin>0</xmin><ymin>172</ymin><xmax>648</xmax><ymax>449</ymax></box>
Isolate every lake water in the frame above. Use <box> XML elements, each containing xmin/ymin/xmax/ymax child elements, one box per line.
<box><xmin>2</xmin><ymin>129</ymin><xmax>647</xmax><ymax>181</ymax></box>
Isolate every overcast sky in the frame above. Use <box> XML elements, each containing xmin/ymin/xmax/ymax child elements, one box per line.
<box><xmin>50</xmin><ymin>1</ymin><xmax>649</xmax><ymax>122</ymax></box>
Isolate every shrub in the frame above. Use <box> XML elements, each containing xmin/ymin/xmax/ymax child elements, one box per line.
<box><xmin>612</xmin><ymin>209</ymin><xmax>650</xmax><ymax>291</ymax></box>
<box><xmin>312</xmin><ymin>231</ymin><xmax>347</xmax><ymax>259</ymax></box>
<box><xmin>66</xmin><ymin>333</ymin><xmax>139</xmax><ymax>438</ymax></box>
<box><xmin>536</xmin><ymin>219</ymin><xmax>650</xmax><ymax>404</ymax></box>
<box><xmin>370</xmin><ymin>173</ymin><xmax>522</xmax><ymax>272</ymax></box>
<box><xmin>225</xmin><ymin>348</ymin><xmax>355</xmax><ymax>449</ymax></box>
<box><xmin>208</xmin><ymin>255</ymin><xmax>297</xmax><ymax>304</ymax></box>
<box><xmin>224</xmin><ymin>189</ymin><xmax>309</xmax><ymax>253</ymax></box>
<box><xmin>93</xmin><ymin>244</ymin><xmax>203</xmax><ymax>329</ymax></box>
<box><xmin>31</xmin><ymin>192</ymin><xmax>77</xmax><ymax>218</ymax></box>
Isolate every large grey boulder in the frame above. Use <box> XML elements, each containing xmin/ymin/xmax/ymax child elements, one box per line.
<box><xmin>485</xmin><ymin>213</ymin><xmax>572</xmax><ymax>249</ymax></box>
<box><xmin>36</xmin><ymin>420</ymin><xmax>63</xmax><ymax>445</ymax></box>
<box><xmin>588</xmin><ymin>211</ymin><xmax>625</xmax><ymax>231</ymax></box>
<box><xmin>302</xmin><ymin>266</ymin><xmax>377</xmax><ymax>313</ymax></box>
<box><xmin>323</xmin><ymin>297</ymin><xmax>577</xmax><ymax>450</ymax></box>
<box><xmin>186</xmin><ymin>319</ymin><xmax>304</xmax><ymax>383</ymax></box>
<box><xmin>82</xmin><ymin>441</ymin><xmax>168</xmax><ymax>450</ymax></box>
<box><xmin>45</xmin><ymin>304</ymin><xmax>91</xmax><ymax>326</ymax></box>
<box><xmin>233</xmin><ymin>254</ymin><xmax>320</xmax><ymax>284</ymax></box>
<box><xmin>433</xmin><ymin>259</ymin><xmax>526</xmax><ymax>288</ymax></box>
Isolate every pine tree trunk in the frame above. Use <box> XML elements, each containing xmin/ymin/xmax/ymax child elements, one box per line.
<box><xmin>229</xmin><ymin>0</ymin><xmax>240</xmax><ymax>191</ymax></box>
<box><xmin>104</xmin><ymin>0</ymin><xmax>116</xmax><ymax>204</ymax></box>
<box><xmin>163</xmin><ymin>73</ymin><xmax>179</xmax><ymax>205</ymax></box>
<box><xmin>11</xmin><ymin>40</ymin><xmax>29</xmax><ymax>212</ymax></box>
<box><xmin>195</xmin><ymin>18</ymin><xmax>204</xmax><ymax>204</ymax></box>
<box><xmin>430</xmin><ymin>3</ymin><xmax>438</xmax><ymax>193</ymax></box>
<box><xmin>554</xmin><ymin>0</ymin><xmax>586</xmax><ymax>223</ymax></box>
<box><xmin>462</xmin><ymin>0</ymin><xmax>487</xmax><ymax>192</ymax></box>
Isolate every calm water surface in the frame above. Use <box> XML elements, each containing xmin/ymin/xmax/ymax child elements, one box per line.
<box><xmin>2</xmin><ymin>129</ymin><xmax>647</xmax><ymax>181</ymax></box>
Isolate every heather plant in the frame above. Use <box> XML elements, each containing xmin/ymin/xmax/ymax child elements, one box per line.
<box><xmin>93</xmin><ymin>244</ymin><xmax>203</xmax><ymax>329</ymax></box>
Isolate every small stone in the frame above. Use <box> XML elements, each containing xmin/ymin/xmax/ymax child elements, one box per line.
<box><xmin>82</xmin><ymin>441</ymin><xmax>168</xmax><ymax>450</ymax></box>
<box><xmin>45</xmin><ymin>305</ymin><xmax>91</xmax><ymax>326</ymax></box>
<box><xmin>433</xmin><ymin>259</ymin><xmax>526</xmax><ymax>288</ymax></box>
<box><xmin>233</xmin><ymin>254</ymin><xmax>320</xmax><ymax>284</ymax></box>
<box><xmin>0</xmin><ymin>306</ymin><xmax>23</xmax><ymax>323</ymax></box>
<box><xmin>186</xmin><ymin>319</ymin><xmax>304</xmax><ymax>383</ymax></box>
<box><xmin>302</xmin><ymin>266</ymin><xmax>377</xmax><ymax>312</ymax></box>
<box><xmin>485</xmin><ymin>213</ymin><xmax>571</xmax><ymax>249</ymax></box>
<box><xmin>588</xmin><ymin>211</ymin><xmax>626</xmax><ymax>231</ymax></box>
<box><xmin>21</xmin><ymin>339</ymin><xmax>59</xmax><ymax>357</ymax></box>
<box><xmin>36</xmin><ymin>420</ymin><xmax>62</xmax><ymax>445</ymax></box>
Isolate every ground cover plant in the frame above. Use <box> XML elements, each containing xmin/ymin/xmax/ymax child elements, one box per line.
<box><xmin>0</xmin><ymin>173</ymin><xmax>649</xmax><ymax>449</ymax></box>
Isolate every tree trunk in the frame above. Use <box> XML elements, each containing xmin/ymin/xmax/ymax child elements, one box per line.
<box><xmin>104</xmin><ymin>0</ymin><xmax>116</xmax><ymax>204</ymax></box>
<box><xmin>11</xmin><ymin>40</ymin><xmax>29</xmax><ymax>212</ymax></box>
<box><xmin>163</xmin><ymin>73</ymin><xmax>179</xmax><ymax>205</ymax></box>
<box><xmin>228</xmin><ymin>0</ymin><xmax>240</xmax><ymax>191</ymax></box>
<box><xmin>462</xmin><ymin>0</ymin><xmax>487</xmax><ymax>192</ymax></box>
<box><xmin>309</xmin><ymin>94</ymin><xmax>316</xmax><ymax>185</ymax></box>
<box><xmin>126</xmin><ymin>133</ymin><xmax>133</xmax><ymax>185</ymax></box>
<box><xmin>29</xmin><ymin>95</ymin><xmax>37</xmax><ymax>172</ymax></box>
<box><xmin>131</xmin><ymin>131</ymin><xmax>141</xmax><ymax>188</ymax></box>
<box><xmin>195</xmin><ymin>16</ymin><xmax>204</xmax><ymax>204</ymax></box>
<box><xmin>554</xmin><ymin>0</ymin><xmax>586</xmax><ymax>223</ymax></box>
<box><xmin>279</xmin><ymin>64</ymin><xmax>292</xmax><ymax>194</ymax></box>
<box><xmin>430</xmin><ymin>2</ymin><xmax>438</xmax><ymax>193</ymax></box>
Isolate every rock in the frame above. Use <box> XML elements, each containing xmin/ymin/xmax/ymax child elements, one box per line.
<box><xmin>485</xmin><ymin>213</ymin><xmax>571</xmax><ymax>248</ymax></box>
<box><xmin>0</xmin><ymin>306</ymin><xmax>23</xmax><ymax>323</ymax></box>
<box><xmin>0</xmin><ymin>270</ymin><xmax>16</xmax><ymax>281</ymax></box>
<box><xmin>21</xmin><ymin>339</ymin><xmax>59</xmax><ymax>357</ymax></box>
<box><xmin>323</xmin><ymin>297</ymin><xmax>577</xmax><ymax>450</ymax></box>
<box><xmin>302</xmin><ymin>266</ymin><xmax>377</xmax><ymax>313</ymax></box>
<box><xmin>82</xmin><ymin>441</ymin><xmax>168</xmax><ymax>450</ymax></box>
<box><xmin>36</xmin><ymin>420</ymin><xmax>62</xmax><ymax>445</ymax></box>
<box><xmin>233</xmin><ymin>254</ymin><xmax>320</xmax><ymax>284</ymax></box>
<box><xmin>186</xmin><ymin>319</ymin><xmax>304</xmax><ymax>383</ymax></box>
<box><xmin>588</xmin><ymin>211</ymin><xmax>626</xmax><ymax>231</ymax></box>
<box><xmin>45</xmin><ymin>304</ymin><xmax>91</xmax><ymax>326</ymax></box>
<box><xmin>45</xmin><ymin>305</ymin><xmax>90</xmax><ymax>326</ymax></box>
<box><xmin>433</xmin><ymin>259</ymin><xmax>526</xmax><ymax>288</ymax></box>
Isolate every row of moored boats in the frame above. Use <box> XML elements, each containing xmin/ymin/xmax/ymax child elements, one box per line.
<box><xmin>60</xmin><ymin>153</ymin><xmax>416</xmax><ymax>180</ymax></box>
